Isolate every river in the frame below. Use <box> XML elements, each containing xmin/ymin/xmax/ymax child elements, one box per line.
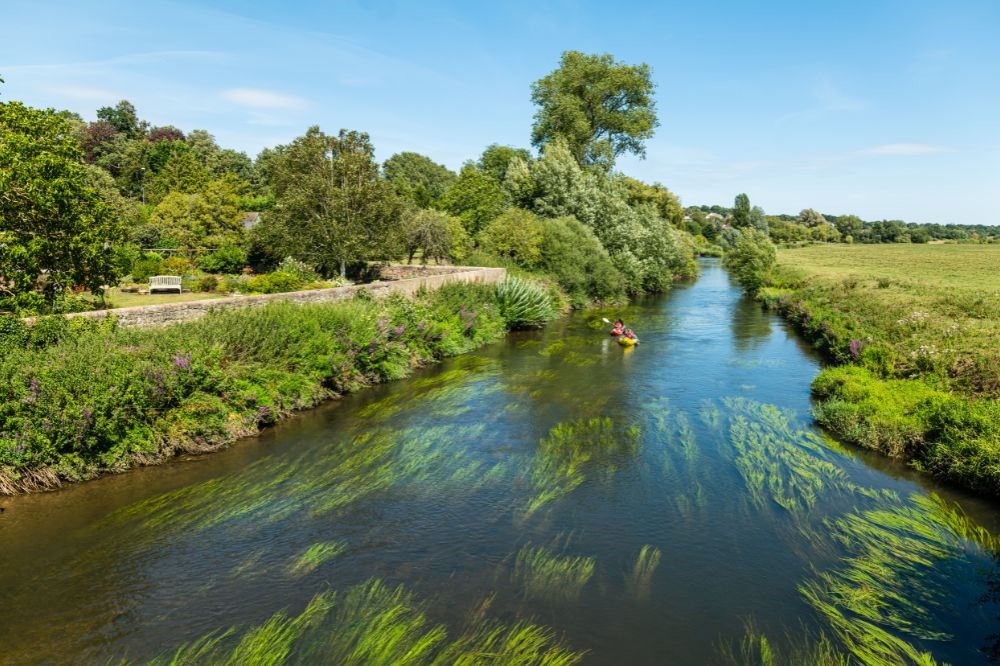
<box><xmin>1</xmin><ymin>259</ymin><xmax>998</xmax><ymax>664</ymax></box>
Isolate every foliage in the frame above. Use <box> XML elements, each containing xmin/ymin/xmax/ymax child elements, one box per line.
<box><xmin>0</xmin><ymin>101</ymin><xmax>125</xmax><ymax>309</ymax></box>
<box><xmin>438</xmin><ymin>164</ymin><xmax>509</xmax><ymax>234</ymax></box>
<box><xmin>494</xmin><ymin>277</ymin><xmax>556</xmax><ymax>329</ymax></box>
<box><xmin>478</xmin><ymin>144</ymin><xmax>533</xmax><ymax>182</ymax></box>
<box><xmin>149</xmin><ymin>175</ymin><xmax>245</xmax><ymax>249</ymax></box>
<box><xmin>382</xmin><ymin>151</ymin><xmax>456</xmax><ymax>207</ymax></box>
<box><xmin>533</xmin><ymin>215</ymin><xmax>625</xmax><ymax>306</ymax></box>
<box><xmin>722</xmin><ymin>228</ymin><xmax>776</xmax><ymax>295</ymax></box>
<box><xmin>531</xmin><ymin>50</ymin><xmax>658</xmax><ymax>169</ymax></box>
<box><xmin>200</xmin><ymin>245</ymin><xmax>248</xmax><ymax>274</ymax></box>
<box><xmin>621</xmin><ymin>177</ymin><xmax>683</xmax><ymax>227</ymax></box>
<box><xmin>259</xmin><ymin>127</ymin><xmax>403</xmax><ymax>277</ymax></box>
<box><xmin>96</xmin><ymin>100</ymin><xmax>145</xmax><ymax>137</ymax></box>
<box><xmin>477</xmin><ymin>208</ymin><xmax>544</xmax><ymax>265</ymax></box>
<box><xmin>401</xmin><ymin>209</ymin><xmax>468</xmax><ymax>264</ymax></box>
<box><xmin>798</xmin><ymin>208</ymin><xmax>828</xmax><ymax>228</ymax></box>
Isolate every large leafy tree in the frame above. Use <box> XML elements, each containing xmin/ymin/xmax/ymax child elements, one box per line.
<box><xmin>621</xmin><ymin>177</ymin><xmax>684</xmax><ymax>227</ymax></box>
<box><xmin>531</xmin><ymin>51</ymin><xmax>658</xmax><ymax>169</ymax></box>
<box><xmin>477</xmin><ymin>144</ymin><xmax>532</xmax><ymax>182</ymax></box>
<box><xmin>96</xmin><ymin>100</ymin><xmax>146</xmax><ymax>138</ymax></box>
<box><xmin>731</xmin><ymin>193</ymin><xmax>752</xmax><ymax>228</ymax></box>
<box><xmin>382</xmin><ymin>151</ymin><xmax>457</xmax><ymax>207</ymax></box>
<box><xmin>798</xmin><ymin>208</ymin><xmax>829</xmax><ymax>228</ymax></box>
<box><xmin>262</xmin><ymin>127</ymin><xmax>402</xmax><ymax>276</ymax></box>
<box><xmin>0</xmin><ymin>102</ymin><xmax>125</xmax><ymax>305</ymax></box>
<box><xmin>834</xmin><ymin>214</ymin><xmax>863</xmax><ymax>240</ymax></box>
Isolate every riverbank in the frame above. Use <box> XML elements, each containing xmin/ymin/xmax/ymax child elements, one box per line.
<box><xmin>0</xmin><ymin>278</ymin><xmax>541</xmax><ymax>495</ymax></box>
<box><xmin>757</xmin><ymin>244</ymin><xmax>1000</xmax><ymax>495</ymax></box>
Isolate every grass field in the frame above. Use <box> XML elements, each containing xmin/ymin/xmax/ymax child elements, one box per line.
<box><xmin>759</xmin><ymin>243</ymin><xmax>1000</xmax><ymax>495</ymax></box>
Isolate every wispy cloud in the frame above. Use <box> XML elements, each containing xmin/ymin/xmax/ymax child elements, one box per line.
<box><xmin>813</xmin><ymin>79</ymin><xmax>865</xmax><ymax>111</ymax></box>
<box><xmin>862</xmin><ymin>143</ymin><xmax>949</xmax><ymax>156</ymax></box>
<box><xmin>221</xmin><ymin>87</ymin><xmax>308</xmax><ymax>110</ymax></box>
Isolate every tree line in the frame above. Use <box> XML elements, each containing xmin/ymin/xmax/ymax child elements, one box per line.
<box><xmin>0</xmin><ymin>51</ymin><xmax>699</xmax><ymax>314</ymax></box>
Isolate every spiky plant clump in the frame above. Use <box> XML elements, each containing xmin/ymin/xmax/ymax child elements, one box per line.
<box><xmin>625</xmin><ymin>545</ymin><xmax>662</xmax><ymax>600</ymax></box>
<box><xmin>513</xmin><ymin>544</ymin><xmax>596</xmax><ymax>601</ymax></box>
<box><xmin>494</xmin><ymin>277</ymin><xmax>555</xmax><ymax>329</ymax></box>
<box><xmin>288</xmin><ymin>541</ymin><xmax>347</xmax><ymax>576</ymax></box>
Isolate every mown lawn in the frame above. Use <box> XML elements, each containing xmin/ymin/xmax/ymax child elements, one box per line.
<box><xmin>91</xmin><ymin>288</ymin><xmax>229</xmax><ymax>309</ymax></box>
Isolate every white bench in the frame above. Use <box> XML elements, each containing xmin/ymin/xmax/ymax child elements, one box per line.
<box><xmin>149</xmin><ymin>275</ymin><xmax>182</xmax><ymax>294</ymax></box>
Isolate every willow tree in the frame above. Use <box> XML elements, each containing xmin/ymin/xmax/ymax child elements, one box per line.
<box><xmin>262</xmin><ymin>127</ymin><xmax>402</xmax><ymax>277</ymax></box>
<box><xmin>531</xmin><ymin>51</ymin><xmax>658</xmax><ymax>170</ymax></box>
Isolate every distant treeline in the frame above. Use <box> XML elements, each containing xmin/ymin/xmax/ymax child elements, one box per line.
<box><xmin>687</xmin><ymin>203</ymin><xmax>999</xmax><ymax>244</ymax></box>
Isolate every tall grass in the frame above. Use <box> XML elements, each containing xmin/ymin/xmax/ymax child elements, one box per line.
<box><xmin>624</xmin><ymin>545</ymin><xmax>662</xmax><ymax>600</ymax></box>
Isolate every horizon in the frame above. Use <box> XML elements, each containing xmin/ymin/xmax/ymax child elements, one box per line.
<box><xmin>2</xmin><ymin>0</ymin><xmax>998</xmax><ymax>225</ymax></box>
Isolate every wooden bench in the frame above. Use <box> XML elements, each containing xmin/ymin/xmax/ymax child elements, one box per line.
<box><xmin>149</xmin><ymin>275</ymin><xmax>182</xmax><ymax>294</ymax></box>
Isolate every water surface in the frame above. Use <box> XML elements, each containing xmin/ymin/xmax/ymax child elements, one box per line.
<box><xmin>2</xmin><ymin>259</ymin><xmax>998</xmax><ymax>664</ymax></box>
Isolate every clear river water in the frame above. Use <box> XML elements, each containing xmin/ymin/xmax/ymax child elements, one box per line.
<box><xmin>1</xmin><ymin>259</ymin><xmax>999</xmax><ymax>664</ymax></box>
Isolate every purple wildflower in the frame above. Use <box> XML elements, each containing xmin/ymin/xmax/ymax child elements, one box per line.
<box><xmin>173</xmin><ymin>352</ymin><xmax>192</xmax><ymax>372</ymax></box>
<box><xmin>849</xmin><ymin>339</ymin><xmax>862</xmax><ymax>360</ymax></box>
<box><xmin>393</xmin><ymin>325</ymin><xmax>405</xmax><ymax>337</ymax></box>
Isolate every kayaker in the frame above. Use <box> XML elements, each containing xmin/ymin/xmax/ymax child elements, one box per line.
<box><xmin>610</xmin><ymin>319</ymin><xmax>625</xmax><ymax>336</ymax></box>
<box><xmin>624</xmin><ymin>328</ymin><xmax>637</xmax><ymax>341</ymax></box>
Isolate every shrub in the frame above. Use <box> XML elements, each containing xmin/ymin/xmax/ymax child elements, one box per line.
<box><xmin>477</xmin><ymin>208</ymin><xmax>543</xmax><ymax>265</ymax></box>
<box><xmin>494</xmin><ymin>277</ymin><xmax>555</xmax><ymax>329</ymax></box>
<box><xmin>0</xmin><ymin>314</ymin><xmax>28</xmax><ymax>352</ymax></box>
<box><xmin>199</xmin><ymin>246</ymin><xmax>248</xmax><ymax>274</ymax></box>
<box><xmin>196</xmin><ymin>274</ymin><xmax>219</xmax><ymax>293</ymax></box>
<box><xmin>533</xmin><ymin>215</ymin><xmax>625</xmax><ymax>306</ymax></box>
<box><xmin>276</xmin><ymin>256</ymin><xmax>320</xmax><ymax>282</ymax></box>
<box><xmin>161</xmin><ymin>255</ymin><xmax>191</xmax><ymax>276</ymax></box>
<box><xmin>244</xmin><ymin>270</ymin><xmax>306</xmax><ymax>294</ymax></box>
<box><xmin>722</xmin><ymin>228</ymin><xmax>776</xmax><ymax>295</ymax></box>
<box><xmin>131</xmin><ymin>253</ymin><xmax>164</xmax><ymax>282</ymax></box>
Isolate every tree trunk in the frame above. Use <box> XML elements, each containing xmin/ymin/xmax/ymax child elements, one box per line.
<box><xmin>339</xmin><ymin>258</ymin><xmax>346</xmax><ymax>278</ymax></box>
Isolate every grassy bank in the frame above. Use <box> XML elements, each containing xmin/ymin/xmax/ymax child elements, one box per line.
<box><xmin>758</xmin><ymin>244</ymin><xmax>1000</xmax><ymax>494</ymax></box>
<box><xmin>0</xmin><ymin>279</ymin><xmax>552</xmax><ymax>495</ymax></box>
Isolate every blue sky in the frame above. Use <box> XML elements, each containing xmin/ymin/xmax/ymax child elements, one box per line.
<box><xmin>3</xmin><ymin>0</ymin><xmax>998</xmax><ymax>224</ymax></box>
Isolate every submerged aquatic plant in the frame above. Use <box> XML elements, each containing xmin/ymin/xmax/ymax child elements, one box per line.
<box><xmin>512</xmin><ymin>543</ymin><xmax>596</xmax><ymax>602</ymax></box>
<box><xmin>145</xmin><ymin>578</ymin><xmax>584</xmax><ymax>665</ymax></box>
<box><xmin>798</xmin><ymin>493</ymin><xmax>993</xmax><ymax>665</ymax></box>
<box><xmin>287</xmin><ymin>541</ymin><xmax>347</xmax><ymax>576</ymax></box>
<box><xmin>717</xmin><ymin>620</ymin><xmax>851</xmax><ymax>666</ymax></box>
<box><xmin>625</xmin><ymin>545</ymin><xmax>662</xmax><ymax>600</ymax></box>
<box><xmin>521</xmin><ymin>417</ymin><xmax>641</xmax><ymax>519</ymax></box>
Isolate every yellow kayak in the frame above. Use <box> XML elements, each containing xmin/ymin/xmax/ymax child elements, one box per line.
<box><xmin>618</xmin><ymin>336</ymin><xmax>638</xmax><ymax>347</ymax></box>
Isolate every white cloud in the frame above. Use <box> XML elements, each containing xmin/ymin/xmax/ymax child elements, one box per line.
<box><xmin>221</xmin><ymin>88</ymin><xmax>308</xmax><ymax>110</ymax></box>
<box><xmin>862</xmin><ymin>143</ymin><xmax>949</xmax><ymax>156</ymax></box>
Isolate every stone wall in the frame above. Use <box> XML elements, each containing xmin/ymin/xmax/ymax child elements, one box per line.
<box><xmin>26</xmin><ymin>266</ymin><xmax>506</xmax><ymax>329</ymax></box>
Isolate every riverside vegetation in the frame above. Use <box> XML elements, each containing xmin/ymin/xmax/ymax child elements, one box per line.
<box><xmin>0</xmin><ymin>278</ymin><xmax>557</xmax><ymax>494</ymax></box>
<box><xmin>726</xmin><ymin>239</ymin><xmax>1000</xmax><ymax>496</ymax></box>
<box><xmin>1</xmin><ymin>50</ymin><xmax>702</xmax><ymax>493</ymax></box>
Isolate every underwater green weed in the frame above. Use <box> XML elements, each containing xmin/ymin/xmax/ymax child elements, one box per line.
<box><xmin>513</xmin><ymin>544</ymin><xmax>596</xmax><ymax>602</ymax></box>
<box><xmin>288</xmin><ymin>541</ymin><xmax>348</xmax><ymax>576</ymax></box>
<box><xmin>625</xmin><ymin>545</ymin><xmax>662</xmax><ymax>600</ymax></box>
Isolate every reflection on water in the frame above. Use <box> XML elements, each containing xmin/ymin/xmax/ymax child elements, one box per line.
<box><xmin>0</xmin><ymin>260</ymin><xmax>998</xmax><ymax>665</ymax></box>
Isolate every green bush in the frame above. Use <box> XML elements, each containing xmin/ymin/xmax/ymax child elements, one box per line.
<box><xmin>199</xmin><ymin>246</ymin><xmax>248</xmax><ymax>274</ymax></box>
<box><xmin>533</xmin><ymin>215</ymin><xmax>625</xmax><ymax>307</ymax></box>
<box><xmin>477</xmin><ymin>208</ymin><xmax>544</xmax><ymax>265</ymax></box>
<box><xmin>722</xmin><ymin>228</ymin><xmax>776</xmax><ymax>295</ymax></box>
<box><xmin>131</xmin><ymin>253</ymin><xmax>164</xmax><ymax>282</ymax></box>
<box><xmin>494</xmin><ymin>277</ymin><xmax>555</xmax><ymax>329</ymax></box>
<box><xmin>195</xmin><ymin>274</ymin><xmax>219</xmax><ymax>293</ymax></box>
<box><xmin>244</xmin><ymin>270</ymin><xmax>305</xmax><ymax>294</ymax></box>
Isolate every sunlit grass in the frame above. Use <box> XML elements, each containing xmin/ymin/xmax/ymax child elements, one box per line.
<box><xmin>717</xmin><ymin>620</ymin><xmax>851</xmax><ymax>666</ymax></box>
